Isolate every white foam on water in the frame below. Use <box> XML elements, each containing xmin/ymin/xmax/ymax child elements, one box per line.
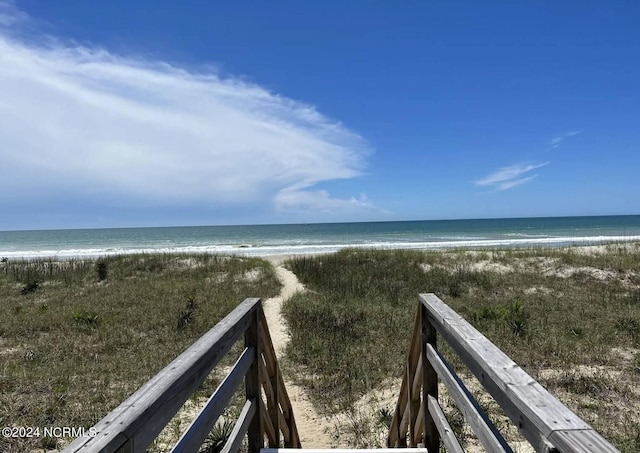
<box><xmin>2</xmin><ymin>235</ymin><xmax>639</xmax><ymax>260</ymax></box>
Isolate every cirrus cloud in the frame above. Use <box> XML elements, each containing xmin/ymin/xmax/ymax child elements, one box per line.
<box><xmin>548</xmin><ymin>130</ymin><xmax>581</xmax><ymax>151</ymax></box>
<box><xmin>475</xmin><ymin>162</ymin><xmax>549</xmax><ymax>191</ymax></box>
<box><xmin>0</xmin><ymin>1</ymin><xmax>382</xmax><ymax>225</ymax></box>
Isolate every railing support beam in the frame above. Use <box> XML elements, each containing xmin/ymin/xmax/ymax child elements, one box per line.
<box><xmin>61</xmin><ymin>298</ymin><xmax>301</xmax><ymax>453</ymax></box>
<box><xmin>388</xmin><ymin>294</ymin><xmax>620</xmax><ymax>453</ymax></box>
<box><xmin>245</xmin><ymin>304</ymin><xmax>264</xmax><ymax>453</ymax></box>
<box><xmin>420</xmin><ymin>302</ymin><xmax>439</xmax><ymax>453</ymax></box>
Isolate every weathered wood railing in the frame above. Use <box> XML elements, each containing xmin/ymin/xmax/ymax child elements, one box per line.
<box><xmin>388</xmin><ymin>293</ymin><xmax>620</xmax><ymax>453</ymax></box>
<box><xmin>63</xmin><ymin>297</ymin><xmax>300</xmax><ymax>453</ymax></box>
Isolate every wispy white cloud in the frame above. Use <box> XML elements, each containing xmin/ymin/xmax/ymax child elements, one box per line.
<box><xmin>0</xmin><ymin>1</ymin><xmax>383</xmax><ymax>221</ymax></box>
<box><xmin>548</xmin><ymin>130</ymin><xmax>581</xmax><ymax>151</ymax></box>
<box><xmin>475</xmin><ymin>162</ymin><xmax>549</xmax><ymax>191</ymax></box>
<box><xmin>274</xmin><ymin>186</ymin><xmax>389</xmax><ymax>215</ymax></box>
<box><xmin>0</xmin><ymin>0</ymin><xmax>25</xmax><ymax>27</ymax></box>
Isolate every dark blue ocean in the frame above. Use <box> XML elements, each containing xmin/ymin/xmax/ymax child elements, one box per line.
<box><xmin>1</xmin><ymin>216</ymin><xmax>639</xmax><ymax>259</ymax></box>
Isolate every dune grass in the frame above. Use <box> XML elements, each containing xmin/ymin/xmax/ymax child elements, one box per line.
<box><xmin>0</xmin><ymin>253</ymin><xmax>280</xmax><ymax>452</ymax></box>
<box><xmin>282</xmin><ymin>244</ymin><xmax>640</xmax><ymax>451</ymax></box>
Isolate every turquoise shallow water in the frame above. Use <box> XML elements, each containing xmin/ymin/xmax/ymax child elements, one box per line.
<box><xmin>0</xmin><ymin>215</ymin><xmax>639</xmax><ymax>259</ymax></box>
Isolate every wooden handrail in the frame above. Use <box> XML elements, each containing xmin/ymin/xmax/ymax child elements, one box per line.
<box><xmin>62</xmin><ymin>298</ymin><xmax>300</xmax><ymax>453</ymax></box>
<box><xmin>388</xmin><ymin>293</ymin><xmax>620</xmax><ymax>453</ymax></box>
<box><xmin>259</xmin><ymin>307</ymin><xmax>301</xmax><ymax>448</ymax></box>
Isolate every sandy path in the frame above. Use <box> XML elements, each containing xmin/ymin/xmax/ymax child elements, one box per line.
<box><xmin>262</xmin><ymin>264</ymin><xmax>334</xmax><ymax>448</ymax></box>
<box><xmin>261</xmin><ymin>262</ymin><xmax>536</xmax><ymax>452</ymax></box>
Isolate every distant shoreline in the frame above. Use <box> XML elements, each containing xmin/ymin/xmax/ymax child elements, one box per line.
<box><xmin>2</xmin><ymin>215</ymin><xmax>639</xmax><ymax>260</ymax></box>
<box><xmin>2</xmin><ymin>239</ymin><xmax>640</xmax><ymax>262</ymax></box>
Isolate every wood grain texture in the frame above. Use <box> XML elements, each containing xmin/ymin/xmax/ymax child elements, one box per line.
<box><xmin>260</xmin><ymin>315</ymin><xmax>278</xmax><ymax>377</ymax></box>
<box><xmin>261</xmin><ymin>401</ymin><xmax>277</xmax><ymax>446</ymax></box>
<box><xmin>259</xmin><ymin>310</ymin><xmax>282</xmax><ymax>447</ymax></box>
<box><xmin>420</xmin><ymin>303</ymin><xmax>439</xmax><ymax>453</ymax></box>
<box><xmin>419</xmin><ymin>293</ymin><xmax>620</xmax><ymax>453</ymax></box>
<box><xmin>245</xmin><ymin>306</ymin><xmax>264</xmax><ymax>453</ymax></box>
<box><xmin>413</xmin><ymin>404</ymin><xmax>424</xmax><ymax>447</ymax></box>
<box><xmin>389</xmin><ymin>295</ymin><xmax>619</xmax><ymax>453</ymax></box>
<box><xmin>259</xmin><ymin>309</ymin><xmax>298</xmax><ymax>447</ymax></box>
<box><xmin>220</xmin><ymin>399</ymin><xmax>256</xmax><ymax>453</ymax></box>
<box><xmin>260</xmin><ymin>358</ymin><xmax>275</xmax><ymax>406</ymax></box>
<box><xmin>427</xmin><ymin>395</ymin><xmax>464</xmax><ymax>453</ymax></box>
<box><xmin>63</xmin><ymin>298</ymin><xmax>260</xmax><ymax>453</ymax></box>
<box><xmin>547</xmin><ymin>429</ymin><xmax>620</xmax><ymax>453</ymax></box>
<box><xmin>278</xmin><ymin>409</ymin><xmax>291</xmax><ymax>443</ymax></box>
<box><xmin>388</xmin><ymin>305</ymin><xmax>423</xmax><ymax>448</ymax></box>
<box><xmin>62</xmin><ymin>297</ymin><xmax>303</xmax><ymax>453</ymax></box>
<box><xmin>426</xmin><ymin>344</ymin><xmax>512</xmax><ymax>453</ymax></box>
<box><xmin>171</xmin><ymin>347</ymin><xmax>254</xmax><ymax>453</ymax></box>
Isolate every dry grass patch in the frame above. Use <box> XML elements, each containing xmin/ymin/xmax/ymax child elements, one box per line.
<box><xmin>0</xmin><ymin>253</ymin><xmax>280</xmax><ymax>452</ymax></box>
<box><xmin>282</xmin><ymin>245</ymin><xmax>640</xmax><ymax>451</ymax></box>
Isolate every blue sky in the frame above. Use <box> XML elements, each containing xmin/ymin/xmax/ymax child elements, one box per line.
<box><xmin>1</xmin><ymin>1</ymin><xmax>639</xmax><ymax>230</ymax></box>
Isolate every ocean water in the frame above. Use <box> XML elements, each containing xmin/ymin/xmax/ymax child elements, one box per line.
<box><xmin>0</xmin><ymin>215</ymin><xmax>639</xmax><ymax>259</ymax></box>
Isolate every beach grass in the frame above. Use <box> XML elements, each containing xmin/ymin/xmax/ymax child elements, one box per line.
<box><xmin>2</xmin><ymin>244</ymin><xmax>639</xmax><ymax>451</ymax></box>
<box><xmin>281</xmin><ymin>244</ymin><xmax>640</xmax><ymax>451</ymax></box>
<box><xmin>0</xmin><ymin>253</ymin><xmax>281</xmax><ymax>452</ymax></box>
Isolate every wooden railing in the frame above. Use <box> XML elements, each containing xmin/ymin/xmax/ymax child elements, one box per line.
<box><xmin>388</xmin><ymin>293</ymin><xmax>620</xmax><ymax>453</ymax></box>
<box><xmin>63</xmin><ymin>298</ymin><xmax>300</xmax><ymax>453</ymax></box>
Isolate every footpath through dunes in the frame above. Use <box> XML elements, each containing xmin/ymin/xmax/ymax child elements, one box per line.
<box><xmin>263</xmin><ymin>261</ymin><xmax>334</xmax><ymax>447</ymax></box>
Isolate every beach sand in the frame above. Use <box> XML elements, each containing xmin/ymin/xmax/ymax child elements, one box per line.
<box><xmin>262</xmin><ymin>263</ymin><xmax>335</xmax><ymax>447</ymax></box>
<box><xmin>16</xmin><ymin>244</ymin><xmax>636</xmax><ymax>450</ymax></box>
<box><xmin>259</xmin><ymin>245</ymin><xmax>638</xmax><ymax>450</ymax></box>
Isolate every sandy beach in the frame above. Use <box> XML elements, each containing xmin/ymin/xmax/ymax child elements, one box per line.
<box><xmin>1</xmin><ymin>243</ymin><xmax>638</xmax><ymax>451</ymax></box>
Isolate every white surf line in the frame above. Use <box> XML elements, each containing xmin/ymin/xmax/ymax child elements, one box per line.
<box><xmin>262</xmin><ymin>265</ymin><xmax>334</xmax><ymax>448</ymax></box>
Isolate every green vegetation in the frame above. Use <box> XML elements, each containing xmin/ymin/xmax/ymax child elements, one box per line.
<box><xmin>282</xmin><ymin>244</ymin><xmax>640</xmax><ymax>451</ymax></box>
<box><xmin>2</xmin><ymin>244</ymin><xmax>639</xmax><ymax>451</ymax></box>
<box><xmin>201</xmin><ymin>418</ymin><xmax>235</xmax><ymax>453</ymax></box>
<box><xmin>0</xmin><ymin>253</ymin><xmax>280</xmax><ymax>452</ymax></box>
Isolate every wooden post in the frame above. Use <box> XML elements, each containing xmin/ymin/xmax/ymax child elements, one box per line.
<box><xmin>407</xmin><ymin>311</ymin><xmax>421</xmax><ymax>448</ymax></box>
<box><xmin>406</xmin><ymin>363</ymin><xmax>415</xmax><ymax>447</ymax></box>
<box><xmin>269</xmin><ymin>364</ymin><xmax>281</xmax><ymax>447</ymax></box>
<box><xmin>421</xmin><ymin>301</ymin><xmax>439</xmax><ymax>452</ymax></box>
<box><xmin>245</xmin><ymin>303</ymin><xmax>264</xmax><ymax>453</ymax></box>
<box><xmin>391</xmin><ymin>403</ymin><xmax>402</xmax><ymax>447</ymax></box>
